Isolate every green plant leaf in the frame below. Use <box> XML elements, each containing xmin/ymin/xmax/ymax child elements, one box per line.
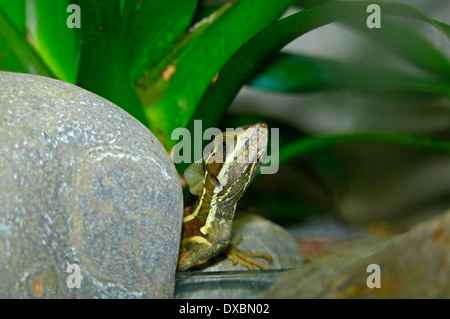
<box><xmin>193</xmin><ymin>0</ymin><xmax>221</xmax><ymax>23</ymax></box>
<box><xmin>76</xmin><ymin>0</ymin><xmax>148</xmax><ymax>127</ymax></box>
<box><xmin>345</xmin><ymin>16</ymin><xmax>450</xmax><ymax>79</ymax></box>
<box><xmin>278</xmin><ymin>133</ymin><xmax>450</xmax><ymax>166</ymax></box>
<box><xmin>194</xmin><ymin>1</ymin><xmax>450</xmax><ymax>131</ymax></box>
<box><xmin>194</xmin><ymin>2</ymin><xmax>369</xmax><ymax>131</ymax></box>
<box><xmin>296</xmin><ymin>0</ymin><xmax>450</xmax><ymax>40</ymax></box>
<box><xmin>381</xmin><ymin>2</ymin><xmax>450</xmax><ymax>40</ymax></box>
<box><xmin>122</xmin><ymin>0</ymin><xmax>197</xmax><ymax>83</ymax></box>
<box><xmin>0</xmin><ymin>0</ymin><xmax>25</xmax><ymax>34</ymax></box>
<box><xmin>248</xmin><ymin>53</ymin><xmax>450</xmax><ymax>97</ymax></box>
<box><xmin>0</xmin><ymin>5</ymin><xmax>52</xmax><ymax>76</ymax></box>
<box><xmin>136</xmin><ymin>0</ymin><xmax>297</xmax><ymax>147</ymax></box>
<box><xmin>25</xmin><ymin>0</ymin><xmax>80</xmax><ymax>83</ymax></box>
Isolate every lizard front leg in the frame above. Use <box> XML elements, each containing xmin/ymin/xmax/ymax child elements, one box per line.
<box><xmin>177</xmin><ymin>235</ymin><xmax>225</xmax><ymax>271</ymax></box>
<box><xmin>224</xmin><ymin>235</ymin><xmax>273</xmax><ymax>270</ymax></box>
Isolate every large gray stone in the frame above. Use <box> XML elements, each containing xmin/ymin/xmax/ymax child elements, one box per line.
<box><xmin>0</xmin><ymin>71</ymin><xmax>183</xmax><ymax>298</ymax></box>
<box><xmin>263</xmin><ymin>210</ymin><xmax>450</xmax><ymax>298</ymax></box>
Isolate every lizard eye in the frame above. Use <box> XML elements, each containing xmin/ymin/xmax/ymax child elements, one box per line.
<box><xmin>222</xmin><ymin>139</ymin><xmax>227</xmax><ymax>149</ymax></box>
<box><xmin>221</xmin><ymin>136</ymin><xmax>235</xmax><ymax>151</ymax></box>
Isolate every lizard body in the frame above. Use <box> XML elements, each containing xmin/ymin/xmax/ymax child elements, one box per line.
<box><xmin>177</xmin><ymin>122</ymin><xmax>268</xmax><ymax>271</ymax></box>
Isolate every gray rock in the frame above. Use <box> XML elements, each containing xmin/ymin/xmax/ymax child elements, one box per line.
<box><xmin>0</xmin><ymin>71</ymin><xmax>183</xmax><ymax>298</ymax></box>
<box><xmin>263</xmin><ymin>210</ymin><xmax>450</xmax><ymax>298</ymax></box>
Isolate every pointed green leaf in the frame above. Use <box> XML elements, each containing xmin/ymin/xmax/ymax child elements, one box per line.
<box><xmin>0</xmin><ymin>0</ymin><xmax>25</xmax><ymax>34</ymax></box>
<box><xmin>345</xmin><ymin>16</ymin><xmax>450</xmax><ymax>78</ymax></box>
<box><xmin>123</xmin><ymin>0</ymin><xmax>197</xmax><ymax>82</ymax></box>
<box><xmin>0</xmin><ymin>5</ymin><xmax>52</xmax><ymax>76</ymax></box>
<box><xmin>296</xmin><ymin>0</ymin><xmax>450</xmax><ymax>40</ymax></box>
<box><xmin>249</xmin><ymin>53</ymin><xmax>450</xmax><ymax>97</ymax></box>
<box><xmin>278</xmin><ymin>133</ymin><xmax>450</xmax><ymax>166</ymax></box>
<box><xmin>76</xmin><ymin>0</ymin><xmax>148</xmax><ymax>127</ymax></box>
<box><xmin>25</xmin><ymin>0</ymin><xmax>80</xmax><ymax>83</ymax></box>
<box><xmin>194</xmin><ymin>1</ymin><xmax>450</xmax><ymax>130</ymax></box>
<box><xmin>137</xmin><ymin>0</ymin><xmax>297</xmax><ymax>147</ymax></box>
<box><xmin>194</xmin><ymin>2</ymin><xmax>369</xmax><ymax>130</ymax></box>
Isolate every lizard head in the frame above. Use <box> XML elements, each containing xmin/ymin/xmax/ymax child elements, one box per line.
<box><xmin>203</xmin><ymin>122</ymin><xmax>268</xmax><ymax>203</ymax></box>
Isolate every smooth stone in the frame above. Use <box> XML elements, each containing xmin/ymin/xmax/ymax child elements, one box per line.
<box><xmin>262</xmin><ymin>210</ymin><xmax>450</xmax><ymax>298</ymax></box>
<box><xmin>0</xmin><ymin>72</ymin><xmax>183</xmax><ymax>298</ymax></box>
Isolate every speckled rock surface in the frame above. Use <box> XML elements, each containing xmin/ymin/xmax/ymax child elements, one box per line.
<box><xmin>0</xmin><ymin>72</ymin><xmax>183</xmax><ymax>298</ymax></box>
<box><xmin>263</xmin><ymin>210</ymin><xmax>450</xmax><ymax>298</ymax></box>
